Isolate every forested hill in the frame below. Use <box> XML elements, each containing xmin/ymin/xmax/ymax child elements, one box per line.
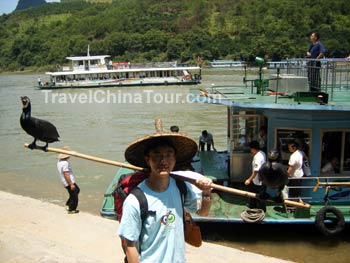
<box><xmin>1</xmin><ymin>0</ymin><xmax>350</xmax><ymax>72</ymax></box>
<box><xmin>15</xmin><ymin>0</ymin><xmax>47</xmax><ymax>12</ymax></box>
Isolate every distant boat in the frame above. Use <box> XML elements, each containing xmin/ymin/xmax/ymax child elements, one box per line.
<box><xmin>38</xmin><ymin>49</ymin><xmax>201</xmax><ymax>89</ymax></box>
<box><xmin>209</xmin><ymin>60</ymin><xmax>245</xmax><ymax>68</ymax></box>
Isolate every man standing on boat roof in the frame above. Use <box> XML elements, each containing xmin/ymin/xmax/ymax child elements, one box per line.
<box><xmin>118</xmin><ymin>121</ymin><xmax>212</xmax><ymax>263</ymax></box>
<box><xmin>306</xmin><ymin>32</ymin><xmax>326</xmax><ymax>92</ymax></box>
<box><xmin>244</xmin><ymin>141</ymin><xmax>267</xmax><ymax>211</ymax></box>
<box><xmin>198</xmin><ymin>130</ymin><xmax>216</xmax><ymax>152</ymax></box>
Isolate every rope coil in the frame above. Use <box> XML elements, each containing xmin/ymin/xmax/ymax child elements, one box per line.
<box><xmin>240</xmin><ymin>209</ymin><xmax>265</xmax><ymax>223</ymax></box>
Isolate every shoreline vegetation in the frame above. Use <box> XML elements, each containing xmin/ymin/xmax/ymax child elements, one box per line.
<box><xmin>0</xmin><ymin>190</ymin><xmax>293</xmax><ymax>263</ymax></box>
<box><xmin>1</xmin><ymin>0</ymin><xmax>349</xmax><ymax>73</ymax></box>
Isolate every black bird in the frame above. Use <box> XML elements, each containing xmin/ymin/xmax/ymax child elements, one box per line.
<box><xmin>20</xmin><ymin>96</ymin><xmax>60</xmax><ymax>151</ymax></box>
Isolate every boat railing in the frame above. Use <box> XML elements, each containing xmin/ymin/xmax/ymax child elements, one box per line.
<box><xmin>287</xmin><ymin>175</ymin><xmax>350</xmax><ymax>203</ymax></box>
<box><xmin>131</xmin><ymin>61</ymin><xmax>178</xmax><ymax>69</ymax></box>
<box><xmin>271</xmin><ymin>58</ymin><xmax>350</xmax><ymax>100</ymax></box>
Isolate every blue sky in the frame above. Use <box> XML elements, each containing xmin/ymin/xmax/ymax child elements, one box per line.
<box><xmin>0</xmin><ymin>0</ymin><xmax>60</xmax><ymax>15</ymax></box>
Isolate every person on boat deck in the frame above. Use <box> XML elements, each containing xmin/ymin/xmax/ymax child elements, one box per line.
<box><xmin>244</xmin><ymin>141</ymin><xmax>267</xmax><ymax>211</ymax></box>
<box><xmin>321</xmin><ymin>157</ymin><xmax>339</xmax><ymax>174</ymax></box>
<box><xmin>56</xmin><ymin>146</ymin><xmax>80</xmax><ymax>214</ymax></box>
<box><xmin>258</xmin><ymin>149</ymin><xmax>288</xmax><ymax>204</ymax></box>
<box><xmin>198</xmin><ymin>130</ymin><xmax>216</xmax><ymax>152</ymax></box>
<box><xmin>118</xmin><ymin>134</ymin><xmax>212</xmax><ymax>263</ymax></box>
<box><xmin>306</xmin><ymin>32</ymin><xmax>325</xmax><ymax>92</ymax></box>
<box><xmin>257</xmin><ymin>125</ymin><xmax>267</xmax><ymax>153</ymax></box>
<box><xmin>287</xmin><ymin>141</ymin><xmax>304</xmax><ymax>198</ymax></box>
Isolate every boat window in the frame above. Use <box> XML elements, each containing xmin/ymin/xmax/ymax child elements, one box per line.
<box><xmin>321</xmin><ymin>131</ymin><xmax>350</xmax><ymax>174</ymax></box>
<box><xmin>276</xmin><ymin>129</ymin><xmax>311</xmax><ymax>166</ymax></box>
<box><xmin>231</xmin><ymin>112</ymin><xmax>261</xmax><ymax>152</ymax></box>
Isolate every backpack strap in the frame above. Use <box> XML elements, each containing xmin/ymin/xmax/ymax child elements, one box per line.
<box><xmin>130</xmin><ymin>187</ymin><xmax>149</xmax><ymax>223</ymax></box>
<box><xmin>175</xmin><ymin>179</ymin><xmax>188</xmax><ymax>206</ymax></box>
<box><xmin>129</xmin><ymin>187</ymin><xmax>155</xmax><ymax>256</ymax></box>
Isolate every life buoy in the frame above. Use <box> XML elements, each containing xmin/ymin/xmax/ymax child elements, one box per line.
<box><xmin>315</xmin><ymin>206</ymin><xmax>345</xmax><ymax>236</ymax></box>
<box><xmin>185</xmin><ymin>74</ymin><xmax>191</xmax><ymax>80</ymax></box>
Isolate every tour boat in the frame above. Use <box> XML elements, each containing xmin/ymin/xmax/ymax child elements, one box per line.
<box><xmin>209</xmin><ymin>60</ymin><xmax>245</xmax><ymax>68</ymax></box>
<box><xmin>38</xmin><ymin>52</ymin><xmax>201</xmax><ymax>89</ymax></box>
<box><xmin>101</xmin><ymin>57</ymin><xmax>350</xmax><ymax>236</ymax></box>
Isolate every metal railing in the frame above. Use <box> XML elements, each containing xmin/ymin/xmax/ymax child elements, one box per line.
<box><xmin>287</xmin><ymin>175</ymin><xmax>350</xmax><ymax>204</ymax></box>
<box><xmin>269</xmin><ymin>58</ymin><xmax>350</xmax><ymax>100</ymax></box>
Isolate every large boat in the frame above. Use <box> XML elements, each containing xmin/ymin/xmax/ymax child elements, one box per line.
<box><xmin>101</xmin><ymin>57</ymin><xmax>350</xmax><ymax>235</ymax></box>
<box><xmin>209</xmin><ymin>60</ymin><xmax>245</xmax><ymax>69</ymax></box>
<box><xmin>38</xmin><ymin>51</ymin><xmax>201</xmax><ymax>89</ymax></box>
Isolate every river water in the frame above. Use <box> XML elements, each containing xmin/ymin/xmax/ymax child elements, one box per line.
<box><xmin>0</xmin><ymin>72</ymin><xmax>349</xmax><ymax>263</ymax></box>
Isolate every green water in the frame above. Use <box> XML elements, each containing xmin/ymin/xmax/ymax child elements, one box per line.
<box><xmin>1</xmin><ymin>72</ymin><xmax>349</xmax><ymax>263</ymax></box>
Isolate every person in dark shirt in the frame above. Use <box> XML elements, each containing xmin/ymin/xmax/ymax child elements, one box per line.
<box><xmin>306</xmin><ymin>32</ymin><xmax>325</xmax><ymax>92</ymax></box>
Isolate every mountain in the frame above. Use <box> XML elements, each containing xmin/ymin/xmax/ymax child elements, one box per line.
<box><xmin>15</xmin><ymin>0</ymin><xmax>47</xmax><ymax>11</ymax></box>
<box><xmin>1</xmin><ymin>0</ymin><xmax>349</xmax><ymax>72</ymax></box>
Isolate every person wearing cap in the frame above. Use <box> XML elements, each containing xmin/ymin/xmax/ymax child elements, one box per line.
<box><xmin>57</xmin><ymin>146</ymin><xmax>80</xmax><ymax>214</ymax></box>
<box><xmin>244</xmin><ymin>140</ymin><xmax>266</xmax><ymax>211</ymax></box>
<box><xmin>258</xmin><ymin>149</ymin><xmax>288</xmax><ymax>203</ymax></box>
<box><xmin>118</xmin><ymin>124</ymin><xmax>212</xmax><ymax>263</ymax></box>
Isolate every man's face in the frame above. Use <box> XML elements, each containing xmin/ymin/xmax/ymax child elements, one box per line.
<box><xmin>310</xmin><ymin>33</ymin><xmax>317</xmax><ymax>43</ymax></box>
<box><xmin>145</xmin><ymin>145</ymin><xmax>176</xmax><ymax>176</ymax></box>
<box><xmin>288</xmin><ymin>144</ymin><xmax>295</xmax><ymax>153</ymax></box>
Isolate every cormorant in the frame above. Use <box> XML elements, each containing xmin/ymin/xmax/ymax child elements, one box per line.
<box><xmin>20</xmin><ymin>96</ymin><xmax>60</xmax><ymax>151</ymax></box>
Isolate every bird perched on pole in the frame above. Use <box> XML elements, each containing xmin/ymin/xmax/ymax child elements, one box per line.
<box><xmin>20</xmin><ymin>96</ymin><xmax>60</xmax><ymax>151</ymax></box>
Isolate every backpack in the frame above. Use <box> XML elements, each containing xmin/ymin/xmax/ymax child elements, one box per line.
<box><xmin>113</xmin><ymin>171</ymin><xmax>188</xmax><ymax>223</ymax></box>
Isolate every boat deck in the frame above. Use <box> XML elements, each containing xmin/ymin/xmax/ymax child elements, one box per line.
<box><xmin>100</xmin><ymin>163</ymin><xmax>350</xmax><ymax>224</ymax></box>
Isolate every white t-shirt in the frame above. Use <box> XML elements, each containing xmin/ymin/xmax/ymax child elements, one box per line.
<box><xmin>288</xmin><ymin>150</ymin><xmax>304</xmax><ymax>178</ymax></box>
<box><xmin>321</xmin><ymin>162</ymin><xmax>335</xmax><ymax>174</ymax></box>
<box><xmin>57</xmin><ymin>159</ymin><xmax>75</xmax><ymax>187</ymax></box>
<box><xmin>118</xmin><ymin>178</ymin><xmax>199</xmax><ymax>263</ymax></box>
<box><xmin>252</xmin><ymin>151</ymin><xmax>266</xmax><ymax>185</ymax></box>
<box><xmin>199</xmin><ymin>133</ymin><xmax>213</xmax><ymax>145</ymax></box>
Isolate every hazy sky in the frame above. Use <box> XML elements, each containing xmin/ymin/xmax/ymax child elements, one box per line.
<box><xmin>0</xmin><ymin>0</ymin><xmax>60</xmax><ymax>15</ymax></box>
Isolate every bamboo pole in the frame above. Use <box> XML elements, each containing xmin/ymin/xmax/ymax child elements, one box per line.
<box><xmin>24</xmin><ymin>143</ymin><xmax>143</xmax><ymax>171</ymax></box>
<box><xmin>24</xmin><ymin>143</ymin><xmax>310</xmax><ymax>209</ymax></box>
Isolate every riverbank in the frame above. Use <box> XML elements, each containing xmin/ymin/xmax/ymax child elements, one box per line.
<box><xmin>0</xmin><ymin>191</ymin><xmax>293</xmax><ymax>263</ymax></box>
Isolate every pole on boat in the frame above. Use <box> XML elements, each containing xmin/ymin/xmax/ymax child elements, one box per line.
<box><xmin>24</xmin><ymin>143</ymin><xmax>310</xmax><ymax>209</ymax></box>
<box><xmin>313</xmin><ymin>178</ymin><xmax>350</xmax><ymax>192</ymax></box>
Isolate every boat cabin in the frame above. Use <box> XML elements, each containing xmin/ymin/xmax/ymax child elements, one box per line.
<box><xmin>194</xmin><ymin>58</ymin><xmax>350</xmax><ymax>205</ymax></box>
<box><xmin>65</xmin><ymin>55</ymin><xmax>111</xmax><ymax>72</ymax></box>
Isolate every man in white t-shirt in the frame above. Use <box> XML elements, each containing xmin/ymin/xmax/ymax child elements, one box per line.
<box><xmin>56</xmin><ymin>146</ymin><xmax>80</xmax><ymax>214</ymax></box>
<box><xmin>287</xmin><ymin>142</ymin><xmax>304</xmax><ymax>198</ymax></box>
<box><xmin>198</xmin><ymin>130</ymin><xmax>216</xmax><ymax>152</ymax></box>
<box><xmin>245</xmin><ymin>140</ymin><xmax>266</xmax><ymax>211</ymax></box>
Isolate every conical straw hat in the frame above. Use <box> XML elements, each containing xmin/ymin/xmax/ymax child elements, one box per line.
<box><xmin>58</xmin><ymin>146</ymin><xmax>71</xmax><ymax>160</ymax></box>
<box><xmin>124</xmin><ymin>119</ymin><xmax>197</xmax><ymax>168</ymax></box>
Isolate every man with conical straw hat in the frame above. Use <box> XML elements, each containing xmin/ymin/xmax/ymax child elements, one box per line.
<box><xmin>57</xmin><ymin>146</ymin><xmax>80</xmax><ymax>214</ymax></box>
<box><xmin>118</xmin><ymin>119</ymin><xmax>212</xmax><ymax>263</ymax></box>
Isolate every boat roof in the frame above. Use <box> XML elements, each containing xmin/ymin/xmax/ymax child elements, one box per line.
<box><xmin>66</xmin><ymin>55</ymin><xmax>110</xmax><ymax>61</ymax></box>
<box><xmin>46</xmin><ymin>66</ymin><xmax>200</xmax><ymax>76</ymax></box>
<box><xmin>191</xmin><ymin>85</ymin><xmax>350</xmax><ymax>112</ymax></box>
